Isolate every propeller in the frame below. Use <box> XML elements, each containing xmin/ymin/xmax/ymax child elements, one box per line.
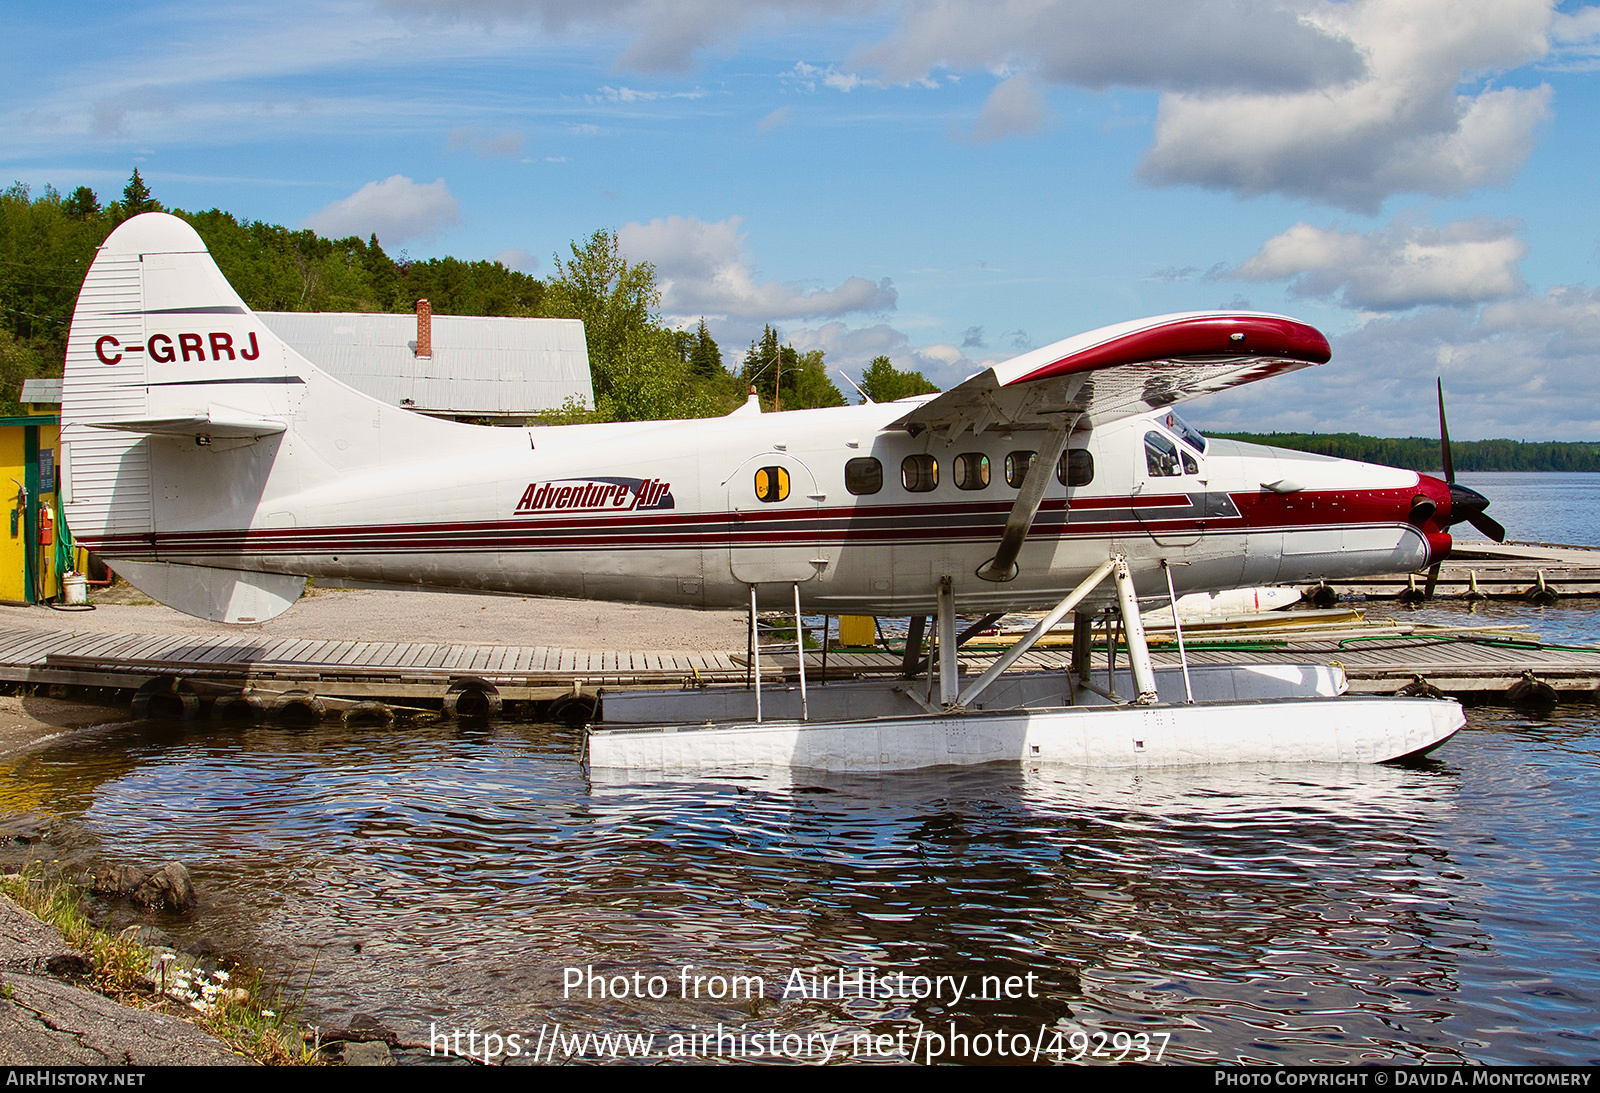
<box><xmin>1423</xmin><ymin>379</ymin><xmax>1506</xmax><ymax>597</ymax></box>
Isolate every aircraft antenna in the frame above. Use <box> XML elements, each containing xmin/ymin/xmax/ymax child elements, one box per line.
<box><xmin>838</xmin><ymin>370</ymin><xmax>872</xmax><ymax>403</ymax></box>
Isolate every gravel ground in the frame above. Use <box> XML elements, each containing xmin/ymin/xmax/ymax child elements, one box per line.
<box><xmin>0</xmin><ymin>584</ymin><xmax>748</xmax><ymax>651</ymax></box>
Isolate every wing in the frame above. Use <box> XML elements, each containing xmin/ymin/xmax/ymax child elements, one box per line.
<box><xmin>891</xmin><ymin>312</ymin><xmax>1330</xmax><ymax>438</ymax></box>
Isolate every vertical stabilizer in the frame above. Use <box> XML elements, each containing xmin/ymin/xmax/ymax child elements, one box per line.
<box><xmin>61</xmin><ymin>213</ymin><xmax>321</xmax><ymax>621</ymax></box>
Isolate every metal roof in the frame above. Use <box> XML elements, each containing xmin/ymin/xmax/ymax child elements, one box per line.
<box><xmin>21</xmin><ymin>378</ymin><xmax>62</xmax><ymax>405</ymax></box>
<box><xmin>258</xmin><ymin>312</ymin><xmax>592</xmax><ymax>418</ymax></box>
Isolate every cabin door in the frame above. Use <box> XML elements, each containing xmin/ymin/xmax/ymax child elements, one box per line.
<box><xmin>1131</xmin><ymin>427</ymin><xmax>1202</xmax><ymax>547</ymax></box>
<box><xmin>726</xmin><ymin>454</ymin><xmax>826</xmax><ymax>584</ymax></box>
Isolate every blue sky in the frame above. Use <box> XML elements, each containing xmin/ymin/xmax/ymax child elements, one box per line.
<box><xmin>7</xmin><ymin>0</ymin><xmax>1600</xmax><ymax>439</ymax></box>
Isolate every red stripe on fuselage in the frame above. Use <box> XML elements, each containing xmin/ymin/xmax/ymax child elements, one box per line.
<box><xmin>79</xmin><ymin>484</ymin><xmax>1421</xmax><ymax>559</ymax></box>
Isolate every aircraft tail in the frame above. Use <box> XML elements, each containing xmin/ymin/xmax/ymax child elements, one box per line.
<box><xmin>61</xmin><ymin>213</ymin><xmax>328</xmax><ymax>621</ymax></box>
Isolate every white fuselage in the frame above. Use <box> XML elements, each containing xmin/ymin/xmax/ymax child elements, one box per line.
<box><xmin>59</xmin><ymin>213</ymin><xmax>1444</xmax><ymax>618</ymax></box>
<box><xmin>83</xmin><ymin>394</ymin><xmax>1431</xmax><ymax>614</ymax></box>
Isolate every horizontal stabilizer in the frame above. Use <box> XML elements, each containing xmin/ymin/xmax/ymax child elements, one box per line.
<box><xmin>92</xmin><ymin>405</ymin><xmax>287</xmax><ymax>439</ymax></box>
<box><xmin>111</xmin><ymin>560</ymin><xmax>306</xmax><ymax>624</ymax></box>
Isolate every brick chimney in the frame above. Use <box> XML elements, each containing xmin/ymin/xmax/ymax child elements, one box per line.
<box><xmin>415</xmin><ymin>299</ymin><xmax>432</xmax><ymax>359</ymax></box>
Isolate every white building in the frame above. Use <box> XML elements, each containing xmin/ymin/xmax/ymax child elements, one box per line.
<box><xmin>258</xmin><ymin>301</ymin><xmax>591</xmax><ymax>422</ymax></box>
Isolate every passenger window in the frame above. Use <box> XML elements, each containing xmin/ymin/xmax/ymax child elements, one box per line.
<box><xmin>845</xmin><ymin>456</ymin><xmax>882</xmax><ymax>495</ymax></box>
<box><xmin>1144</xmin><ymin>431</ymin><xmax>1181</xmax><ymax>477</ymax></box>
<box><xmin>901</xmin><ymin>454</ymin><xmax>939</xmax><ymax>492</ymax></box>
<box><xmin>953</xmin><ymin>453</ymin><xmax>990</xmax><ymax>491</ymax></box>
<box><xmin>1057</xmin><ymin>449</ymin><xmax>1094</xmax><ymax>487</ymax></box>
<box><xmin>754</xmin><ymin>465</ymin><xmax>791</xmax><ymax>502</ymax></box>
<box><xmin>1181</xmin><ymin>451</ymin><xmax>1199</xmax><ymax>476</ymax></box>
<box><xmin>1005</xmin><ymin>451</ymin><xmax>1035</xmax><ymax>488</ymax></box>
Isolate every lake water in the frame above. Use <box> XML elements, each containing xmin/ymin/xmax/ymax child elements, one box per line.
<box><xmin>1</xmin><ymin>473</ymin><xmax>1597</xmax><ymax>1065</ymax></box>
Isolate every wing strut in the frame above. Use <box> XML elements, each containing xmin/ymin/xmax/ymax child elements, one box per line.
<box><xmin>976</xmin><ymin>415</ymin><xmax>1076</xmax><ymax>583</ymax></box>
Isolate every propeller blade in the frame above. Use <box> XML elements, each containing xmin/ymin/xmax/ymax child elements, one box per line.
<box><xmin>1423</xmin><ymin>562</ymin><xmax>1441</xmax><ymax>598</ymax></box>
<box><xmin>1437</xmin><ymin>377</ymin><xmax>1455</xmax><ymax>484</ymax></box>
<box><xmin>1469</xmin><ymin>511</ymin><xmax>1507</xmax><ymax>543</ymax></box>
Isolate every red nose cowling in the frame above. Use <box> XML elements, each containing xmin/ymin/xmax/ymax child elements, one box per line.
<box><xmin>1410</xmin><ymin>473</ymin><xmax>1455</xmax><ymax>566</ymax></box>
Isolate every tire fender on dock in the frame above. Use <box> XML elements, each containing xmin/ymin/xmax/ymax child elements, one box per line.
<box><xmin>211</xmin><ymin>692</ymin><xmax>267</xmax><ymax>724</ymax></box>
<box><xmin>1506</xmin><ymin>671</ymin><xmax>1559</xmax><ymax>710</ymax></box>
<box><xmin>269</xmin><ymin>689</ymin><xmax>328</xmax><ymax>726</ymax></box>
<box><xmin>442</xmin><ymin>678</ymin><xmax>503</xmax><ymax>720</ymax></box>
<box><xmin>343</xmin><ymin>701</ymin><xmax>396</xmax><ymax>727</ymax></box>
<box><xmin>131</xmin><ymin>677</ymin><xmax>200</xmax><ymax>722</ymax></box>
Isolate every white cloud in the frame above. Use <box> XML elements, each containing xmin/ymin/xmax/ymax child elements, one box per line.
<box><xmin>788</xmin><ymin>321</ymin><xmax>988</xmax><ymax>390</ymax></box>
<box><xmin>447</xmin><ymin>126</ymin><xmax>525</xmax><ymax>157</ymax></box>
<box><xmin>590</xmin><ymin>85</ymin><xmax>707</xmax><ymax>102</ymax></box>
<box><xmin>90</xmin><ymin>85</ymin><xmax>176</xmax><ymax>136</ymax></box>
<box><xmin>617</xmin><ymin>215</ymin><xmax>898</xmax><ymax>321</ymax></box>
<box><xmin>494</xmin><ymin>247</ymin><xmax>537</xmax><ymax>270</ymax></box>
<box><xmin>384</xmin><ymin>0</ymin><xmax>870</xmax><ymax>74</ymax></box>
<box><xmin>757</xmin><ymin>105</ymin><xmax>791</xmax><ymax>132</ymax></box>
<box><xmin>1139</xmin><ymin>0</ymin><xmax>1556</xmax><ymax>211</ymax></box>
<box><xmin>858</xmin><ymin>0</ymin><xmax>1365</xmax><ymax>93</ymax></box>
<box><xmin>969</xmin><ymin>73</ymin><xmax>1048</xmax><ymax>142</ymax></box>
<box><xmin>785</xmin><ymin>61</ymin><xmax>874</xmax><ymax>92</ymax></box>
<box><xmin>303</xmin><ymin>175</ymin><xmax>461</xmax><ymax>246</ymax></box>
<box><xmin>1233</xmin><ymin>216</ymin><xmax>1529</xmax><ymax>310</ymax></box>
<box><xmin>1188</xmin><ymin>284</ymin><xmax>1600</xmax><ymax>440</ymax></box>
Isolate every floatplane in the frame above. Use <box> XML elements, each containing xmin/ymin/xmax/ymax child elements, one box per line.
<box><xmin>60</xmin><ymin>213</ymin><xmax>1499</xmax><ymax>772</ymax></box>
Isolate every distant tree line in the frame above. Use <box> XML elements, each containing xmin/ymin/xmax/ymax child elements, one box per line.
<box><xmin>1211</xmin><ymin>431</ymin><xmax>1600</xmax><ymax>472</ymax></box>
<box><xmin>0</xmin><ymin>171</ymin><xmax>944</xmax><ymax>421</ymax></box>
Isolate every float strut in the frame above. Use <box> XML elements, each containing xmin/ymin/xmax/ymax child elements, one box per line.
<box><xmin>793</xmin><ymin>583</ymin><xmax>808</xmax><ymax>722</ymax></box>
<box><xmin>901</xmin><ymin>615</ymin><xmax>927</xmax><ymax>679</ymax></box>
<box><xmin>1161</xmin><ymin>559</ymin><xmax>1194</xmax><ymax>703</ymax></box>
<box><xmin>1071</xmin><ymin>610</ymin><xmax>1094</xmax><ymax>687</ymax></box>
<box><xmin>750</xmin><ymin>584</ymin><xmax>762</xmax><ymax>723</ymax></box>
<box><xmin>1113</xmin><ymin>558</ymin><xmax>1160</xmax><ymax>705</ymax></box>
<box><xmin>937</xmin><ymin>576</ymin><xmax>957</xmax><ymax>706</ymax></box>
<box><xmin>955</xmin><ymin>557</ymin><xmax>1117</xmax><ymax>710</ymax></box>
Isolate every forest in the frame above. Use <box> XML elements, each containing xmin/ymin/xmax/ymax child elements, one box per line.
<box><xmin>1208</xmin><ymin>431</ymin><xmax>1600</xmax><ymax>473</ymax></box>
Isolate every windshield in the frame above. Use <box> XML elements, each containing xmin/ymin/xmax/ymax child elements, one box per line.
<box><xmin>1159</xmin><ymin>409</ymin><xmax>1207</xmax><ymax>453</ymax></box>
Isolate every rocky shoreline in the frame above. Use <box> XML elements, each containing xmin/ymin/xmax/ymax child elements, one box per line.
<box><xmin>0</xmin><ymin>805</ymin><xmax>428</xmax><ymax>1066</ymax></box>
<box><xmin>0</xmin><ymin>701</ymin><xmax>431</xmax><ymax>1066</ymax></box>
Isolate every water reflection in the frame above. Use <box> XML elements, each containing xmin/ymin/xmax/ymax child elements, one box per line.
<box><xmin>3</xmin><ymin>707</ymin><xmax>1596</xmax><ymax>1064</ymax></box>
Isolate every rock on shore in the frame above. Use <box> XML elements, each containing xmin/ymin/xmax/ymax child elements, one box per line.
<box><xmin>0</xmin><ymin>894</ymin><xmax>253</xmax><ymax>1066</ymax></box>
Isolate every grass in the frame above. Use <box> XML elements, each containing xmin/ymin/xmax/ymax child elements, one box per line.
<box><xmin>0</xmin><ymin>866</ymin><xmax>323</xmax><ymax>1065</ymax></box>
<box><xmin>0</xmin><ymin>867</ymin><xmax>146</xmax><ymax>992</ymax></box>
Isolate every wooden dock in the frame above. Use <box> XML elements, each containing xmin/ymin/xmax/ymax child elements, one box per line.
<box><xmin>1</xmin><ymin>616</ymin><xmax>1597</xmax><ymax>718</ymax></box>
<box><xmin>1334</xmin><ymin>541</ymin><xmax>1600</xmax><ymax>600</ymax></box>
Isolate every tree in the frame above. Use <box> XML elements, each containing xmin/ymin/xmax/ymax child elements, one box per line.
<box><xmin>739</xmin><ymin>325</ymin><xmax>845</xmax><ymax>410</ymax></box>
<box><xmin>689</xmin><ymin>318</ymin><xmax>724</xmax><ymax>377</ymax></box>
<box><xmin>541</xmin><ymin>230</ymin><xmax>727</xmax><ymax>421</ymax></box>
<box><xmin>63</xmin><ymin>187</ymin><xmax>100</xmax><ymax>219</ymax></box>
<box><xmin>858</xmin><ymin>355</ymin><xmax>940</xmax><ymax>403</ymax></box>
<box><xmin>118</xmin><ymin>169</ymin><xmax>160</xmax><ymax>218</ymax></box>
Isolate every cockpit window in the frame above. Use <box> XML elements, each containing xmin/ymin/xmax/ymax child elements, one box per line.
<box><xmin>1145</xmin><ymin>431</ymin><xmax>1182</xmax><ymax>477</ymax></box>
<box><xmin>1160</xmin><ymin>409</ymin><xmax>1207</xmax><ymax>453</ymax></box>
